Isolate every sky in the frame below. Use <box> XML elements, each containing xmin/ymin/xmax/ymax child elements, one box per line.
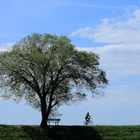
<box><xmin>0</xmin><ymin>0</ymin><xmax>140</xmax><ymax>125</ymax></box>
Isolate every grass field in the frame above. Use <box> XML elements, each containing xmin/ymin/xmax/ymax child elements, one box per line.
<box><xmin>0</xmin><ymin>125</ymin><xmax>139</xmax><ymax>140</ymax></box>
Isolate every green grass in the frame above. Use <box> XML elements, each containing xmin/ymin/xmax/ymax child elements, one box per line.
<box><xmin>95</xmin><ymin>125</ymin><xmax>140</xmax><ymax>140</ymax></box>
<box><xmin>0</xmin><ymin>125</ymin><xmax>51</xmax><ymax>140</ymax></box>
<box><xmin>0</xmin><ymin>125</ymin><xmax>139</xmax><ymax>140</ymax></box>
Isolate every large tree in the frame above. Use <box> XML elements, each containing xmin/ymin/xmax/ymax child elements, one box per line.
<box><xmin>0</xmin><ymin>33</ymin><xmax>107</xmax><ymax>128</ymax></box>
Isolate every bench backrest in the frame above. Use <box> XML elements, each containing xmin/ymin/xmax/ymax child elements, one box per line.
<box><xmin>48</xmin><ymin>118</ymin><xmax>60</xmax><ymax>121</ymax></box>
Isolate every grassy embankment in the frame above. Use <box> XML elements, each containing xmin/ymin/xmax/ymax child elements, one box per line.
<box><xmin>0</xmin><ymin>125</ymin><xmax>140</xmax><ymax>140</ymax></box>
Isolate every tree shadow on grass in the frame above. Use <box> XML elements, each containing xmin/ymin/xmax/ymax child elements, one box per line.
<box><xmin>21</xmin><ymin>125</ymin><xmax>63</xmax><ymax>140</ymax></box>
<box><xmin>51</xmin><ymin>126</ymin><xmax>102</xmax><ymax>140</ymax></box>
<box><xmin>21</xmin><ymin>125</ymin><xmax>102</xmax><ymax>140</ymax></box>
<box><xmin>21</xmin><ymin>126</ymin><xmax>51</xmax><ymax>140</ymax></box>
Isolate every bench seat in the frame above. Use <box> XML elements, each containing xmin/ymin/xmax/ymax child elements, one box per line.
<box><xmin>48</xmin><ymin>118</ymin><xmax>61</xmax><ymax>125</ymax></box>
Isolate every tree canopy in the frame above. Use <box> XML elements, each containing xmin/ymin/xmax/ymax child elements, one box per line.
<box><xmin>0</xmin><ymin>33</ymin><xmax>108</xmax><ymax>127</ymax></box>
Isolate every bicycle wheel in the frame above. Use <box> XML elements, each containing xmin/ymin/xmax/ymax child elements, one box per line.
<box><xmin>83</xmin><ymin>120</ymin><xmax>88</xmax><ymax>125</ymax></box>
<box><xmin>88</xmin><ymin>120</ymin><xmax>93</xmax><ymax>125</ymax></box>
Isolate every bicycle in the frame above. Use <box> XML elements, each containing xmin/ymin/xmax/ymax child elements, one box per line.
<box><xmin>83</xmin><ymin>119</ymin><xmax>93</xmax><ymax>126</ymax></box>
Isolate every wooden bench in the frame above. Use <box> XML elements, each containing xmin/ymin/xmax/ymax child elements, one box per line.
<box><xmin>48</xmin><ymin>118</ymin><xmax>61</xmax><ymax>125</ymax></box>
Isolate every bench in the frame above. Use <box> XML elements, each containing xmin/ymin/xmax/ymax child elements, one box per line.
<box><xmin>48</xmin><ymin>118</ymin><xmax>61</xmax><ymax>125</ymax></box>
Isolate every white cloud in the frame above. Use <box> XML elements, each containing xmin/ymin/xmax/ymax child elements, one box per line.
<box><xmin>72</xmin><ymin>8</ymin><xmax>140</xmax><ymax>78</ymax></box>
<box><xmin>0</xmin><ymin>43</ymin><xmax>14</xmax><ymax>52</ymax></box>
<box><xmin>71</xmin><ymin>27</ymin><xmax>95</xmax><ymax>40</ymax></box>
<box><xmin>77</xmin><ymin>44</ymin><xmax>140</xmax><ymax>54</ymax></box>
<box><xmin>77</xmin><ymin>46</ymin><xmax>140</xmax><ymax>79</ymax></box>
<box><xmin>71</xmin><ymin>8</ymin><xmax>140</xmax><ymax>46</ymax></box>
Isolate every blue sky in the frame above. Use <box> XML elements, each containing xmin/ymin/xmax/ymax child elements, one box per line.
<box><xmin>0</xmin><ymin>0</ymin><xmax>140</xmax><ymax>125</ymax></box>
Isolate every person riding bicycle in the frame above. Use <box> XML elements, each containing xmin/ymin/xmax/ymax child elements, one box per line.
<box><xmin>85</xmin><ymin>112</ymin><xmax>91</xmax><ymax>125</ymax></box>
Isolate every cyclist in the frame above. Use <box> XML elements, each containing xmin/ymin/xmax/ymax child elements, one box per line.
<box><xmin>85</xmin><ymin>112</ymin><xmax>91</xmax><ymax>125</ymax></box>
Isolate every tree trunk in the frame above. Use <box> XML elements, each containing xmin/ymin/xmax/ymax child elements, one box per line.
<box><xmin>40</xmin><ymin>97</ymin><xmax>47</xmax><ymax>128</ymax></box>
